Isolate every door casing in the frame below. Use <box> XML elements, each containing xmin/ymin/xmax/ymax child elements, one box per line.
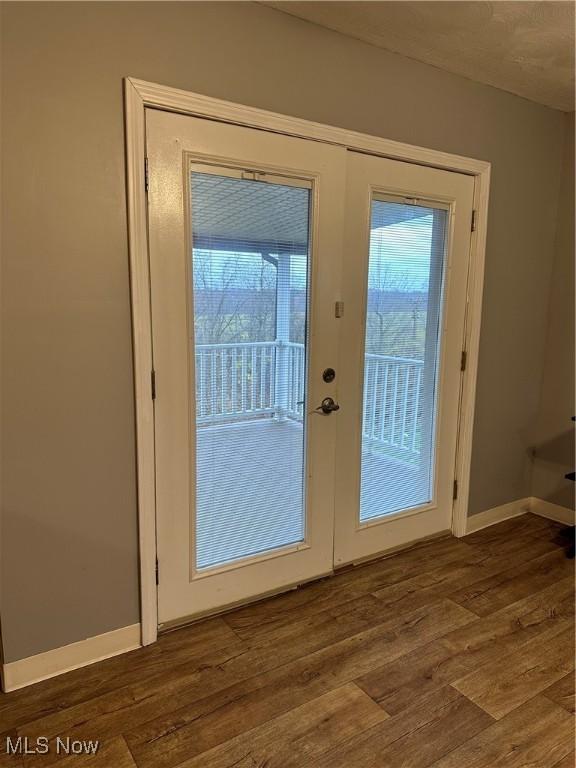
<box><xmin>124</xmin><ymin>77</ymin><xmax>491</xmax><ymax>646</ymax></box>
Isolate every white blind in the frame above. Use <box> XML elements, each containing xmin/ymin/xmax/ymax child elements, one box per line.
<box><xmin>190</xmin><ymin>171</ymin><xmax>310</xmax><ymax>570</ymax></box>
<box><xmin>360</xmin><ymin>198</ymin><xmax>447</xmax><ymax>521</ymax></box>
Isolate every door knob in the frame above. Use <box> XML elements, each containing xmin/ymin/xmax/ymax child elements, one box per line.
<box><xmin>316</xmin><ymin>397</ymin><xmax>340</xmax><ymax>415</ymax></box>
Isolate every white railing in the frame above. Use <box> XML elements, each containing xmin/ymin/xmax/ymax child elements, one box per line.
<box><xmin>195</xmin><ymin>341</ymin><xmax>423</xmax><ymax>456</ymax></box>
<box><xmin>362</xmin><ymin>354</ymin><xmax>423</xmax><ymax>456</ymax></box>
<box><xmin>195</xmin><ymin>342</ymin><xmax>277</xmax><ymax>424</ymax></box>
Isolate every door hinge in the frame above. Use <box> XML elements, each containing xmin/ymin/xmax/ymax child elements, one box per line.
<box><xmin>144</xmin><ymin>157</ymin><xmax>149</xmax><ymax>193</ymax></box>
<box><xmin>151</xmin><ymin>369</ymin><xmax>156</xmax><ymax>400</ymax></box>
<box><xmin>453</xmin><ymin>479</ymin><xmax>458</xmax><ymax>500</ymax></box>
<box><xmin>155</xmin><ymin>558</ymin><xmax>159</xmax><ymax>585</ymax></box>
<box><xmin>335</xmin><ymin>301</ymin><xmax>344</xmax><ymax>318</ymax></box>
<box><xmin>471</xmin><ymin>209</ymin><xmax>477</xmax><ymax>232</ymax></box>
<box><xmin>460</xmin><ymin>350</ymin><xmax>467</xmax><ymax>372</ymax></box>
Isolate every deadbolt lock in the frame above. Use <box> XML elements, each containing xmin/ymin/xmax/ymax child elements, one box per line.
<box><xmin>322</xmin><ymin>368</ymin><xmax>336</xmax><ymax>383</ymax></box>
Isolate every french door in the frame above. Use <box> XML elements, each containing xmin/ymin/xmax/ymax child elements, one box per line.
<box><xmin>147</xmin><ymin>109</ymin><xmax>345</xmax><ymax>625</ymax></box>
<box><xmin>335</xmin><ymin>152</ymin><xmax>474</xmax><ymax>564</ymax></box>
<box><xmin>146</xmin><ymin>108</ymin><xmax>474</xmax><ymax>627</ymax></box>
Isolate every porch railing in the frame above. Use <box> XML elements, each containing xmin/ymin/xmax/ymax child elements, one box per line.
<box><xmin>195</xmin><ymin>341</ymin><xmax>424</xmax><ymax>456</ymax></box>
<box><xmin>362</xmin><ymin>354</ymin><xmax>423</xmax><ymax>456</ymax></box>
<box><xmin>195</xmin><ymin>341</ymin><xmax>277</xmax><ymax>424</ymax></box>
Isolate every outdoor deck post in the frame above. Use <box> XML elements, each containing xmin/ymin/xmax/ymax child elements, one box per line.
<box><xmin>274</xmin><ymin>253</ymin><xmax>291</xmax><ymax>420</ymax></box>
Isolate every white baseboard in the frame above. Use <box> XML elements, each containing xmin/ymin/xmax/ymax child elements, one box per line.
<box><xmin>2</xmin><ymin>623</ymin><xmax>141</xmax><ymax>692</ymax></box>
<box><xmin>466</xmin><ymin>498</ymin><xmax>532</xmax><ymax>534</ymax></box>
<box><xmin>530</xmin><ymin>497</ymin><xmax>575</xmax><ymax>526</ymax></box>
<box><xmin>466</xmin><ymin>496</ymin><xmax>575</xmax><ymax>535</ymax></box>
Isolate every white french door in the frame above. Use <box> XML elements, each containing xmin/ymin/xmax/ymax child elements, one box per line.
<box><xmin>147</xmin><ymin>108</ymin><xmax>474</xmax><ymax>627</ymax></box>
<box><xmin>334</xmin><ymin>152</ymin><xmax>474</xmax><ymax>564</ymax></box>
<box><xmin>146</xmin><ymin>109</ymin><xmax>345</xmax><ymax>625</ymax></box>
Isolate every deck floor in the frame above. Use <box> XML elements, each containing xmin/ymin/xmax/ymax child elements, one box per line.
<box><xmin>196</xmin><ymin>418</ymin><xmax>426</xmax><ymax>568</ymax></box>
<box><xmin>1</xmin><ymin>514</ymin><xmax>573</xmax><ymax>767</ymax></box>
<box><xmin>196</xmin><ymin>420</ymin><xmax>304</xmax><ymax>568</ymax></box>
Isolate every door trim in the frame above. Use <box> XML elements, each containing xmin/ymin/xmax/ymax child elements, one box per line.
<box><xmin>124</xmin><ymin>77</ymin><xmax>491</xmax><ymax>646</ymax></box>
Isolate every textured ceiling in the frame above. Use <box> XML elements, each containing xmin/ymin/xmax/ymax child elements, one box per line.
<box><xmin>263</xmin><ymin>1</ymin><xmax>575</xmax><ymax>111</ymax></box>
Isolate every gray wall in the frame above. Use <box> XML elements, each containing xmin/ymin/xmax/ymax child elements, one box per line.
<box><xmin>530</xmin><ymin>112</ymin><xmax>575</xmax><ymax>510</ymax></box>
<box><xmin>0</xmin><ymin>1</ymin><xmax>568</xmax><ymax>662</ymax></box>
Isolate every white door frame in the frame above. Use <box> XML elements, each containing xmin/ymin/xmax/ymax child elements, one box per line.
<box><xmin>124</xmin><ymin>77</ymin><xmax>491</xmax><ymax>646</ymax></box>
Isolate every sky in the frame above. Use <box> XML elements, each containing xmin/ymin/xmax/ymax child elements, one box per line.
<box><xmin>286</xmin><ymin>213</ymin><xmax>436</xmax><ymax>292</ymax></box>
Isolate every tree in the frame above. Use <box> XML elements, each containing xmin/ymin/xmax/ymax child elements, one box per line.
<box><xmin>366</xmin><ymin>259</ymin><xmax>427</xmax><ymax>359</ymax></box>
<box><xmin>192</xmin><ymin>250</ymin><xmax>277</xmax><ymax>344</ymax></box>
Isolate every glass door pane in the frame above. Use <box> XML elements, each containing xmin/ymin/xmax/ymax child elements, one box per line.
<box><xmin>360</xmin><ymin>197</ymin><xmax>447</xmax><ymax>522</ymax></box>
<box><xmin>190</xmin><ymin>170</ymin><xmax>311</xmax><ymax>570</ymax></box>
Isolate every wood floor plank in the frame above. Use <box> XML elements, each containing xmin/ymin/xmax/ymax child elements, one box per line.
<box><xmin>0</xmin><ymin>732</ymin><xmax>24</xmax><ymax>768</ymax></box>
<box><xmin>541</xmin><ymin>673</ymin><xmax>575</xmax><ymax>714</ymax></box>
<box><xmin>428</xmin><ymin>695</ymin><xmax>574</xmax><ymax>768</ymax></box>
<box><xmin>311</xmin><ymin>686</ymin><xmax>493</xmax><ymax>768</ymax></box>
<box><xmin>439</xmin><ymin>577</ymin><xmax>574</xmax><ymax>657</ymax></box>
<box><xmin>0</xmin><ymin>522</ymin><xmax>572</xmax><ymax>768</ymax></box>
<box><xmin>372</xmin><ymin>536</ymin><xmax>562</xmax><ymax>618</ymax></box>
<box><xmin>453</xmin><ymin>626</ymin><xmax>575</xmax><ymax>718</ymax></box>
<box><xmin>532</xmin><ymin>521</ymin><xmax>571</xmax><ymax>553</ymax></box>
<box><xmin>49</xmin><ymin>737</ymin><xmax>136</xmax><ymax>768</ymax></box>
<box><xmin>3</xmin><ymin>594</ymin><xmax>382</xmax><ymax>738</ymax></box>
<box><xmin>156</xmin><ymin>683</ymin><xmax>387</xmax><ymax>768</ymax></box>
<box><xmin>10</xmin><ymin>596</ymin><xmax>390</xmax><ymax>735</ymax></box>
<box><xmin>553</xmin><ymin>751</ymin><xmax>576</xmax><ymax>768</ymax></box>
<box><xmin>0</xmin><ymin>617</ymin><xmax>240</xmax><ymax>732</ymax></box>
<box><xmin>125</xmin><ymin>657</ymin><xmax>385</xmax><ymax>768</ymax></box>
<box><xmin>123</xmin><ymin>600</ymin><xmax>473</xmax><ymax>768</ymax></box>
<box><xmin>356</xmin><ymin>577</ymin><xmax>574</xmax><ymax>715</ymax></box>
<box><xmin>464</xmin><ymin>530</ymin><xmax>562</xmax><ymax>562</ymax></box>
<box><xmin>19</xmin><ymin>600</ymin><xmax>473</xmax><ymax>768</ymax></box>
<box><xmin>449</xmin><ymin>549</ymin><xmax>572</xmax><ymax>616</ymax></box>
<box><xmin>463</xmin><ymin>513</ymin><xmax>560</xmax><ymax>546</ymax></box>
<box><xmin>240</xmin><ymin>593</ymin><xmax>386</xmax><ymax>649</ymax></box>
<box><xmin>223</xmin><ymin>537</ymin><xmax>477</xmax><ymax>640</ymax></box>
<box><xmin>1</xmin><ymin>736</ymin><xmax>135</xmax><ymax>768</ymax></box>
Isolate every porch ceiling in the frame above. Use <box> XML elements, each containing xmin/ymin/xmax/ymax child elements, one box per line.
<box><xmin>191</xmin><ymin>171</ymin><xmax>431</xmax><ymax>254</ymax></box>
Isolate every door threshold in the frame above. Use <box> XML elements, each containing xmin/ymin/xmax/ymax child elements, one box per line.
<box><xmin>334</xmin><ymin>529</ymin><xmax>452</xmax><ymax>573</ymax></box>
<box><xmin>159</xmin><ymin>568</ymin><xmax>334</xmax><ymax>634</ymax></box>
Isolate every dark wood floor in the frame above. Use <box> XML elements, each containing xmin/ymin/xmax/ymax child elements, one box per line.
<box><xmin>1</xmin><ymin>513</ymin><xmax>574</xmax><ymax>767</ymax></box>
